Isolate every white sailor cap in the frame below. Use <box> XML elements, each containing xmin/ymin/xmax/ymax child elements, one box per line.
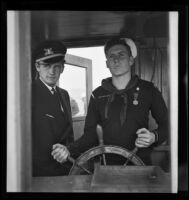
<box><xmin>104</xmin><ymin>37</ymin><xmax>137</xmax><ymax>58</ymax></box>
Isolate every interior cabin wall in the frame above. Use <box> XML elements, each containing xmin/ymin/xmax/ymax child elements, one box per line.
<box><xmin>135</xmin><ymin>37</ymin><xmax>169</xmax><ymax>134</ymax></box>
<box><xmin>134</xmin><ymin>37</ymin><xmax>170</xmax><ymax>171</ymax></box>
<box><xmin>31</xmin><ymin>15</ymin><xmax>48</xmax><ymax>81</ymax></box>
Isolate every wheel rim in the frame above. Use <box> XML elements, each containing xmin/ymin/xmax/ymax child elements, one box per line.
<box><xmin>69</xmin><ymin>145</ymin><xmax>145</xmax><ymax>175</ymax></box>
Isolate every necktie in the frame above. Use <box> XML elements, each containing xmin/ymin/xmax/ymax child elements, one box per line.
<box><xmin>51</xmin><ymin>87</ymin><xmax>56</xmax><ymax>95</ymax></box>
<box><xmin>51</xmin><ymin>87</ymin><xmax>64</xmax><ymax>112</ymax></box>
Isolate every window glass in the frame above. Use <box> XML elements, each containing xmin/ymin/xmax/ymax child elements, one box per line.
<box><xmin>59</xmin><ymin>64</ymin><xmax>87</xmax><ymax>117</ymax></box>
<box><xmin>68</xmin><ymin>47</ymin><xmax>111</xmax><ymax>90</ymax></box>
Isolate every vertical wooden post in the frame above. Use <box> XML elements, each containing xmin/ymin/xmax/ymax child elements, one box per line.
<box><xmin>7</xmin><ymin>11</ymin><xmax>32</xmax><ymax>192</ymax></box>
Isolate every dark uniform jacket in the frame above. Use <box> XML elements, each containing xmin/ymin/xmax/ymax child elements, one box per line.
<box><xmin>68</xmin><ymin>75</ymin><xmax>168</xmax><ymax>165</ymax></box>
<box><xmin>32</xmin><ymin>79</ymin><xmax>74</xmax><ymax>176</ymax></box>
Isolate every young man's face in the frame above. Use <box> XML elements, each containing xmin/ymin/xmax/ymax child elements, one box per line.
<box><xmin>106</xmin><ymin>44</ymin><xmax>134</xmax><ymax>77</ymax></box>
<box><xmin>36</xmin><ymin>61</ymin><xmax>64</xmax><ymax>87</ymax></box>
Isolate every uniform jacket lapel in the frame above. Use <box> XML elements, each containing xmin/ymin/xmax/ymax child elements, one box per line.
<box><xmin>57</xmin><ymin>87</ymin><xmax>72</xmax><ymax>125</ymax></box>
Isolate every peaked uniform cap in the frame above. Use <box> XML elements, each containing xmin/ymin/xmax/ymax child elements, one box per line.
<box><xmin>33</xmin><ymin>40</ymin><xmax>67</xmax><ymax>64</ymax></box>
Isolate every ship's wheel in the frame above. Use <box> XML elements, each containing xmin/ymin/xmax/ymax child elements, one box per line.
<box><xmin>69</xmin><ymin>145</ymin><xmax>145</xmax><ymax>175</ymax></box>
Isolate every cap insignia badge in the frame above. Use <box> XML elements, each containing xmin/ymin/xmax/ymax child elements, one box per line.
<box><xmin>44</xmin><ymin>48</ymin><xmax>54</xmax><ymax>56</ymax></box>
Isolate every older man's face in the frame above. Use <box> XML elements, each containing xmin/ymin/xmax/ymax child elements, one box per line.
<box><xmin>36</xmin><ymin>61</ymin><xmax>64</xmax><ymax>87</ymax></box>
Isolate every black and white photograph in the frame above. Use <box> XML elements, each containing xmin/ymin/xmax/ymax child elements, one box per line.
<box><xmin>1</xmin><ymin>3</ymin><xmax>188</xmax><ymax>195</ymax></box>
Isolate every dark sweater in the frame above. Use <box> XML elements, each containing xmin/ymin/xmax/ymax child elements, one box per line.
<box><xmin>68</xmin><ymin>75</ymin><xmax>168</xmax><ymax>165</ymax></box>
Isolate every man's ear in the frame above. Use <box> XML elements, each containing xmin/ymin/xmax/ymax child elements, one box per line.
<box><xmin>129</xmin><ymin>56</ymin><xmax>134</xmax><ymax>66</ymax></box>
<box><xmin>106</xmin><ymin>60</ymin><xmax>110</xmax><ymax>68</ymax></box>
<box><xmin>35</xmin><ymin>62</ymin><xmax>40</xmax><ymax>72</ymax></box>
<box><xmin>60</xmin><ymin>64</ymin><xmax>64</xmax><ymax>73</ymax></box>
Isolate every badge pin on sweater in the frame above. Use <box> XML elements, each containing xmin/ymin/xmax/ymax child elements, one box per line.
<box><xmin>133</xmin><ymin>87</ymin><xmax>139</xmax><ymax>105</ymax></box>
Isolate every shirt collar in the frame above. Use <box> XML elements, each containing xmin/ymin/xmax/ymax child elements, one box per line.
<box><xmin>39</xmin><ymin>77</ymin><xmax>56</xmax><ymax>92</ymax></box>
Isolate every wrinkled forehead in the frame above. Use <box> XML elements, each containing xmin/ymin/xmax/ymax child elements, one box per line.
<box><xmin>106</xmin><ymin>44</ymin><xmax>131</xmax><ymax>57</ymax></box>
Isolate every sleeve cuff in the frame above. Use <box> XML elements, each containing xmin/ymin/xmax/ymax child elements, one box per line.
<box><xmin>152</xmin><ymin>130</ymin><xmax>158</xmax><ymax>143</ymax></box>
<box><xmin>67</xmin><ymin>144</ymin><xmax>80</xmax><ymax>159</ymax></box>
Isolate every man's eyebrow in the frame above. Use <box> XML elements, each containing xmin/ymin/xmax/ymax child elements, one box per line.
<box><xmin>119</xmin><ymin>51</ymin><xmax>128</xmax><ymax>54</ymax></box>
<box><xmin>40</xmin><ymin>62</ymin><xmax>49</xmax><ymax>65</ymax></box>
<box><xmin>54</xmin><ymin>64</ymin><xmax>62</xmax><ymax>67</ymax></box>
<box><xmin>112</xmin><ymin>49</ymin><xmax>127</xmax><ymax>53</ymax></box>
<box><xmin>108</xmin><ymin>50</ymin><xmax>128</xmax><ymax>55</ymax></box>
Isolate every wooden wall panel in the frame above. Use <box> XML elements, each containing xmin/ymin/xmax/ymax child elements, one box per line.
<box><xmin>135</xmin><ymin>45</ymin><xmax>168</xmax><ymax>131</ymax></box>
<box><xmin>7</xmin><ymin>11</ymin><xmax>32</xmax><ymax>192</ymax></box>
<box><xmin>134</xmin><ymin>38</ymin><xmax>170</xmax><ymax>169</ymax></box>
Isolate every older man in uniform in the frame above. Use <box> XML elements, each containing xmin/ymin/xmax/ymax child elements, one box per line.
<box><xmin>32</xmin><ymin>40</ymin><xmax>74</xmax><ymax>176</ymax></box>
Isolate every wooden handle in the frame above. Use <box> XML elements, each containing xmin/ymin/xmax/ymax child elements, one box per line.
<box><xmin>123</xmin><ymin>146</ymin><xmax>138</xmax><ymax>166</ymax></box>
<box><xmin>96</xmin><ymin>124</ymin><xmax>104</xmax><ymax>145</ymax></box>
<box><xmin>67</xmin><ymin>156</ymin><xmax>75</xmax><ymax>164</ymax></box>
<box><xmin>132</xmin><ymin>147</ymin><xmax>138</xmax><ymax>154</ymax></box>
<box><xmin>67</xmin><ymin>156</ymin><xmax>92</xmax><ymax>174</ymax></box>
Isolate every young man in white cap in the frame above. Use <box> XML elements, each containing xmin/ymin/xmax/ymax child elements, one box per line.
<box><xmin>51</xmin><ymin>37</ymin><xmax>168</xmax><ymax>167</ymax></box>
<box><xmin>32</xmin><ymin>40</ymin><xmax>74</xmax><ymax>176</ymax></box>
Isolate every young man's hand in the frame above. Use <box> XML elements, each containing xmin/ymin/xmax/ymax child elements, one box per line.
<box><xmin>135</xmin><ymin>128</ymin><xmax>155</xmax><ymax>148</ymax></box>
<box><xmin>51</xmin><ymin>143</ymin><xmax>70</xmax><ymax>163</ymax></box>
